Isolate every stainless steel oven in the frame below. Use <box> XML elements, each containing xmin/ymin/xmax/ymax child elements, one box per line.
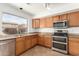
<box><xmin>52</xmin><ymin>42</ymin><xmax>67</xmax><ymax>53</ymax></box>
<box><xmin>52</xmin><ymin>29</ymin><xmax>68</xmax><ymax>54</ymax></box>
<box><xmin>53</xmin><ymin>37</ymin><xmax>67</xmax><ymax>43</ymax></box>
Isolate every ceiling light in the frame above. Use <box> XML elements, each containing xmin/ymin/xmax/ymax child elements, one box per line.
<box><xmin>44</xmin><ymin>3</ymin><xmax>51</xmax><ymax>10</ymax></box>
<box><xmin>26</xmin><ymin>3</ymin><xmax>30</xmax><ymax>5</ymax></box>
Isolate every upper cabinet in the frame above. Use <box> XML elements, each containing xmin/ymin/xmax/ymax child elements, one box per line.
<box><xmin>32</xmin><ymin>19</ymin><xmax>40</xmax><ymax>28</ymax></box>
<box><xmin>53</xmin><ymin>16</ymin><xmax>60</xmax><ymax>22</ymax></box>
<box><xmin>40</xmin><ymin>17</ymin><xmax>53</xmax><ymax>28</ymax></box>
<box><xmin>32</xmin><ymin>11</ymin><xmax>79</xmax><ymax>28</ymax></box>
<box><xmin>45</xmin><ymin>17</ymin><xmax>53</xmax><ymax>28</ymax></box>
<box><xmin>53</xmin><ymin>14</ymin><xmax>68</xmax><ymax>21</ymax></box>
<box><xmin>40</xmin><ymin>18</ymin><xmax>46</xmax><ymax>28</ymax></box>
<box><xmin>60</xmin><ymin>14</ymin><xmax>68</xmax><ymax>20</ymax></box>
<box><xmin>68</xmin><ymin>12</ymin><xmax>79</xmax><ymax>27</ymax></box>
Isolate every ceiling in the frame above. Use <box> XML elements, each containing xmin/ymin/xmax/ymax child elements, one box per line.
<box><xmin>10</xmin><ymin>3</ymin><xmax>67</xmax><ymax>15</ymax></box>
<box><xmin>10</xmin><ymin>3</ymin><xmax>79</xmax><ymax>18</ymax></box>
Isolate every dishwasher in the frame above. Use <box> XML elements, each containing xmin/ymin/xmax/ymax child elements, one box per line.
<box><xmin>0</xmin><ymin>38</ymin><xmax>15</xmax><ymax>56</ymax></box>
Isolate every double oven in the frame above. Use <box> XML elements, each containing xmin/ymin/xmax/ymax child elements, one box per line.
<box><xmin>52</xmin><ymin>20</ymin><xmax>68</xmax><ymax>54</ymax></box>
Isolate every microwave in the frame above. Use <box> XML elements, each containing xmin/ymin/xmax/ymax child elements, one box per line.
<box><xmin>53</xmin><ymin>20</ymin><xmax>68</xmax><ymax>28</ymax></box>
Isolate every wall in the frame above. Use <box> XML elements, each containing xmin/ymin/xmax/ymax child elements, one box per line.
<box><xmin>0</xmin><ymin>3</ymin><xmax>36</xmax><ymax>34</ymax></box>
<box><xmin>38</xmin><ymin>28</ymin><xmax>54</xmax><ymax>33</ymax></box>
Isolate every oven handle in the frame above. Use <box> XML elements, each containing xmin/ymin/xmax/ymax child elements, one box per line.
<box><xmin>52</xmin><ymin>36</ymin><xmax>67</xmax><ymax>39</ymax></box>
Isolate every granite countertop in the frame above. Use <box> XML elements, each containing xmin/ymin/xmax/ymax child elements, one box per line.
<box><xmin>0</xmin><ymin>32</ymin><xmax>38</xmax><ymax>41</ymax></box>
<box><xmin>0</xmin><ymin>32</ymin><xmax>79</xmax><ymax>41</ymax></box>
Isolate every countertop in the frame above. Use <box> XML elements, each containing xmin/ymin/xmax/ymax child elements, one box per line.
<box><xmin>0</xmin><ymin>32</ymin><xmax>79</xmax><ymax>41</ymax></box>
<box><xmin>0</xmin><ymin>32</ymin><xmax>38</xmax><ymax>41</ymax></box>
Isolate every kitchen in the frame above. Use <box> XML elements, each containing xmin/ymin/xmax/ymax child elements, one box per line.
<box><xmin>0</xmin><ymin>3</ymin><xmax>79</xmax><ymax>56</ymax></box>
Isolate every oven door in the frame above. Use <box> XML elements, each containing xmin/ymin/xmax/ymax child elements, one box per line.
<box><xmin>53</xmin><ymin>32</ymin><xmax>67</xmax><ymax>37</ymax></box>
<box><xmin>53</xmin><ymin>42</ymin><xmax>67</xmax><ymax>51</ymax></box>
<box><xmin>53</xmin><ymin>37</ymin><xmax>67</xmax><ymax>43</ymax></box>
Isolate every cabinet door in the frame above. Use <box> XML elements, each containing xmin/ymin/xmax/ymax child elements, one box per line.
<box><xmin>25</xmin><ymin>36</ymin><xmax>32</xmax><ymax>50</ymax></box>
<box><xmin>44</xmin><ymin>36</ymin><xmax>52</xmax><ymax>48</ymax></box>
<box><xmin>38</xmin><ymin>36</ymin><xmax>44</xmax><ymax>45</ymax></box>
<box><xmin>32</xmin><ymin>19</ymin><xmax>36</xmax><ymax>28</ymax></box>
<box><xmin>35</xmin><ymin>19</ymin><xmax>40</xmax><ymax>28</ymax></box>
<box><xmin>40</xmin><ymin>18</ymin><xmax>46</xmax><ymax>28</ymax></box>
<box><xmin>32</xmin><ymin>19</ymin><xmax>40</xmax><ymax>28</ymax></box>
<box><xmin>45</xmin><ymin>17</ymin><xmax>53</xmax><ymax>28</ymax></box>
<box><xmin>31</xmin><ymin>38</ymin><xmax>37</xmax><ymax>47</ymax></box>
<box><xmin>69</xmin><ymin>37</ymin><xmax>79</xmax><ymax>55</ymax></box>
<box><xmin>53</xmin><ymin>16</ymin><xmax>60</xmax><ymax>22</ymax></box>
<box><xmin>68</xmin><ymin>12</ymin><xmax>79</xmax><ymax>27</ymax></box>
<box><xmin>16</xmin><ymin>37</ymin><xmax>25</xmax><ymax>55</ymax></box>
<box><xmin>31</xmin><ymin>35</ymin><xmax>37</xmax><ymax>47</ymax></box>
<box><xmin>60</xmin><ymin>14</ymin><xmax>68</xmax><ymax>20</ymax></box>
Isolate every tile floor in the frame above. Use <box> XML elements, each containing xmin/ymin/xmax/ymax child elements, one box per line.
<box><xmin>21</xmin><ymin>46</ymin><xmax>68</xmax><ymax>56</ymax></box>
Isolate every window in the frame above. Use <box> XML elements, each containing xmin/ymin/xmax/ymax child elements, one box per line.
<box><xmin>2</xmin><ymin>13</ymin><xmax>28</xmax><ymax>34</ymax></box>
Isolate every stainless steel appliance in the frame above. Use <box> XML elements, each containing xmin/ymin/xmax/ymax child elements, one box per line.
<box><xmin>53</xmin><ymin>20</ymin><xmax>68</xmax><ymax>29</ymax></box>
<box><xmin>0</xmin><ymin>39</ymin><xmax>15</xmax><ymax>56</ymax></box>
<box><xmin>52</xmin><ymin>30</ymin><xmax>68</xmax><ymax>54</ymax></box>
<box><xmin>52</xmin><ymin>20</ymin><xmax>68</xmax><ymax>54</ymax></box>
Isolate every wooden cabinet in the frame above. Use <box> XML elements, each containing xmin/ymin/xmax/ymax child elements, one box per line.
<box><xmin>44</xmin><ymin>36</ymin><xmax>52</xmax><ymax>48</ymax></box>
<box><xmin>16</xmin><ymin>37</ymin><xmax>25</xmax><ymax>55</ymax></box>
<box><xmin>25</xmin><ymin>36</ymin><xmax>32</xmax><ymax>50</ymax></box>
<box><xmin>38</xmin><ymin>34</ymin><xmax>52</xmax><ymax>48</ymax></box>
<box><xmin>38</xmin><ymin>36</ymin><xmax>44</xmax><ymax>45</ymax></box>
<box><xmin>16</xmin><ymin>35</ymin><xmax>38</xmax><ymax>55</ymax></box>
<box><xmin>31</xmin><ymin>35</ymin><xmax>37</xmax><ymax>47</ymax></box>
<box><xmin>68</xmin><ymin>12</ymin><xmax>79</xmax><ymax>27</ymax></box>
<box><xmin>39</xmin><ymin>17</ymin><xmax>53</xmax><ymax>28</ymax></box>
<box><xmin>40</xmin><ymin>18</ymin><xmax>46</xmax><ymax>28</ymax></box>
<box><xmin>60</xmin><ymin>14</ymin><xmax>68</xmax><ymax>20</ymax></box>
<box><xmin>16</xmin><ymin>34</ymin><xmax>52</xmax><ymax>55</ymax></box>
<box><xmin>32</xmin><ymin>19</ymin><xmax>40</xmax><ymax>28</ymax></box>
<box><xmin>38</xmin><ymin>35</ymin><xmax>44</xmax><ymax>46</ymax></box>
<box><xmin>45</xmin><ymin>17</ymin><xmax>53</xmax><ymax>28</ymax></box>
<box><xmin>69</xmin><ymin>37</ymin><xmax>79</xmax><ymax>55</ymax></box>
<box><xmin>32</xmin><ymin>11</ymin><xmax>79</xmax><ymax>27</ymax></box>
<box><xmin>33</xmin><ymin>17</ymin><xmax>53</xmax><ymax>28</ymax></box>
<box><xmin>53</xmin><ymin>16</ymin><xmax>60</xmax><ymax>22</ymax></box>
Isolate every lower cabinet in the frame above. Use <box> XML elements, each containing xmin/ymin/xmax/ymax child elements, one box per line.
<box><xmin>31</xmin><ymin>35</ymin><xmax>37</xmax><ymax>47</ymax></box>
<box><xmin>16</xmin><ymin>34</ymin><xmax>52</xmax><ymax>55</ymax></box>
<box><xmin>38</xmin><ymin>35</ymin><xmax>52</xmax><ymax>48</ymax></box>
<box><xmin>25</xmin><ymin>36</ymin><xmax>32</xmax><ymax>50</ymax></box>
<box><xmin>38</xmin><ymin>35</ymin><xmax>44</xmax><ymax>46</ymax></box>
<box><xmin>44</xmin><ymin>36</ymin><xmax>52</xmax><ymax>48</ymax></box>
<box><xmin>16</xmin><ymin>37</ymin><xmax>25</xmax><ymax>55</ymax></box>
<box><xmin>69</xmin><ymin>37</ymin><xmax>79</xmax><ymax>55</ymax></box>
<box><xmin>16</xmin><ymin>35</ymin><xmax>38</xmax><ymax>55</ymax></box>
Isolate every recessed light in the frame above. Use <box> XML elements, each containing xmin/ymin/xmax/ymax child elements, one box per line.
<box><xmin>19</xmin><ymin>8</ymin><xmax>23</xmax><ymax>10</ymax></box>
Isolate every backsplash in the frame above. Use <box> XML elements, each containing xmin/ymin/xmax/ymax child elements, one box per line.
<box><xmin>38</xmin><ymin>28</ymin><xmax>54</xmax><ymax>33</ymax></box>
<box><xmin>37</xmin><ymin>27</ymin><xmax>79</xmax><ymax>35</ymax></box>
<box><xmin>68</xmin><ymin>27</ymin><xmax>79</xmax><ymax>35</ymax></box>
